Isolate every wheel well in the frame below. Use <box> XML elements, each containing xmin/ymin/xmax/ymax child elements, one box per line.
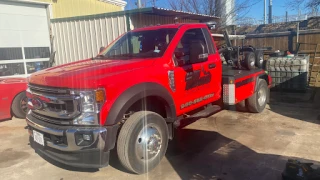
<box><xmin>260</xmin><ymin>74</ymin><xmax>269</xmax><ymax>85</ymax></box>
<box><xmin>123</xmin><ymin>96</ymin><xmax>174</xmax><ymax>140</ymax></box>
<box><xmin>10</xmin><ymin>91</ymin><xmax>25</xmax><ymax>116</ymax></box>
<box><xmin>125</xmin><ymin>96</ymin><xmax>168</xmax><ymax>119</ymax></box>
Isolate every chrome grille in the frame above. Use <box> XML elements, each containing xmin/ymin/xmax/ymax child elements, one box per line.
<box><xmin>31</xmin><ymin>111</ymin><xmax>72</xmax><ymax>125</ymax></box>
<box><xmin>27</xmin><ymin>84</ymin><xmax>81</xmax><ymax>122</ymax></box>
<box><xmin>29</xmin><ymin>84</ymin><xmax>69</xmax><ymax>95</ymax></box>
<box><xmin>46</xmin><ymin>100</ymin><xmax>74</xmax><ymax>113</ymax></box>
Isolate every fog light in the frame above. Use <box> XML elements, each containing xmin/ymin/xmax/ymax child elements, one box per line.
<box><xmin>75</xmin><ymin>132</ymin><xmax>93</xmax><ymax>146</ymax></box>
<box><xmin>83</xmin><ymin>134</ymin><xmax>92</xmax><ymax>141</ymax></box>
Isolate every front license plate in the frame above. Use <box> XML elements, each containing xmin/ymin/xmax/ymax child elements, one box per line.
<box><xmin>33</xmin><ymin>130</ymin><xmax>44</xmax><ymax>146</ymax></box>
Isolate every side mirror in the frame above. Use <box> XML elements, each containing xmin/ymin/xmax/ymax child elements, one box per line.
<box><xmin>99</xmin><ymin>46</ymin><xmax>105</xmax><ymax>53</ymax></box>
<box><xmin>174</xmin><ymin>51</ymin><xmax>184</xmax><ymax>59</ymax></box>
<box><xmin>174</xmin><ymin>50</ymin><xmax>187</xmax><ymax>66</ymax></box>
<box><xmin>190</xmin><ymin>40</ymin><xmax>208</xmax><ymax>64</ymax></box>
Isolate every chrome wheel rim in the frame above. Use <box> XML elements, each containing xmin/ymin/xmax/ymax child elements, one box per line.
<box><xmin>135</xmin><ymin>124</ymin><xmax>162</xmax><ymax>161</ymax></box>
<box><xmin>259</xmin><ymin>56</ymin><xmax>263</xmax><ymax>64</ymax></box>
<box><xmin>258</xmin><ymin>87</ymin><xmax>267</xmax><ymax>106</ymax></box>
<box><xmin>20</xmin><ymin>97</ymin><xmax>28</xmax><ymax>113</ymax></box>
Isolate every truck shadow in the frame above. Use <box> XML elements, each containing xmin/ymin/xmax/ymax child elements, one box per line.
<box><xmin>34</xmin><ymin>148</ymin><xmax>99</xmax><ymax>172</ymax></box>
<box><xmin>162</xmin><ymin>128</ymin><xmax>320</xmax><ymax>180</ymax></box>
<box><xmin>34</xmin><ymin>121</ymin><xmax>320</xmax><ymax>178</ymax></box>
<box><xmin>267</xmin><ymin>87</ymin><xmax>320</xmax><ymax>124</ymax></box>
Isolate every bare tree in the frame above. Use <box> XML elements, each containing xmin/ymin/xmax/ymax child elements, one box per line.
<box><xmin>168</xmin><ymin>0</ymin><xmax>213</xmax><ymax>15</ymax></box>
<box><xmin>167</xmin><ymin>0</ymin><xmax>262</xmax><ymax>27</ymax></box>
<box><xmin>286</xmin><ymin>0</ymin><xmax>320</xmax><ymax>12</ymax></box>
<box><xmin>168</xmin><ymin>0</ymin><xmax>186</xmax><ymax>11</ymax></box>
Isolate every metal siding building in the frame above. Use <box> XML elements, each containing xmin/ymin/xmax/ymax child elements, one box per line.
<box><xmin>51</xmin><ymin>14</ymin><xmax>127</xmax><ymax>65</ymax></box>
<box><xmin>37</xmin><ymin>0</ymin><xmax>126</xmax><ymax>18</ymax></box>
<box><xmin>51</xmin><ymin>7</ymin><xmax>219</xmax><ymax>65</ymax></box>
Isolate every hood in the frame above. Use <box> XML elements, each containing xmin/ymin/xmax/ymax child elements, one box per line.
<box><xmin>0</xmin><ymin>77</ymin><xmax>27</xmax><ymax>84</ymax></box>
<box><xmin>29</xmin><ymin>59</ymin><xmax>154</xmax><ymax>88</ymax></box>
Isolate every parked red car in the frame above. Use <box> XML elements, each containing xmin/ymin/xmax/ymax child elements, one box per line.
<box><xmin>0</xmin><ymin>77</ymin><xmax>28</xmax><ymax>120</ymax></box>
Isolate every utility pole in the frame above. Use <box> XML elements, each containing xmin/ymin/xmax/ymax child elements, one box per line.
<box><xmin>264</xmin><ymin>0</ymin><xmax>267</xmax><ymax>24</ymax></box>
<box><xmin>268</xmin><ymin>0</ymin><xmax>273</xmax><ymax>24</ymax></box>
<box><xmin>286</xmin><ymin>11</ymin><xmax>288</xmax><ymax>22</ymax></box>
<box><xmin>152</xmin><ymin>0</ymin><xmax>156</xmax><ymax>7</ymax></box>
<box><xmin>137</xmin><ymin>0</ymin><xmax>141</xmax><ymax>8</ymax></box>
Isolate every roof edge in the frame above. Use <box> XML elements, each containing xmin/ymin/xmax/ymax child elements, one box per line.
<box><xmin>2</xmin><ymin>0</ymin><xmax>50</xmax><ymax>5</ymax></box>
<box><xmin>99</xmin><ymin>0</ymin><xmax>127</xmax><ymax>7</ymax></box>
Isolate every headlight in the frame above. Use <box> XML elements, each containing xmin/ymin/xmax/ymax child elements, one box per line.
<box><xmin>73</xmin><ymin>88</ymin><xmax>106</xmax><ymax>125</ymax></box>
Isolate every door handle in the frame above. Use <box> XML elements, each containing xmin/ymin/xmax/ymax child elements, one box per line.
<box><xmin>208</xmin><ymin>63</ymin><xmax>216</xmax><ymax>69</ymax></box>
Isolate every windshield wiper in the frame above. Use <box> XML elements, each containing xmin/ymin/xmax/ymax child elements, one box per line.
<box><xmin>106</xmin><ymin>54</ymin><xmax>134</xmax><ymax>58</ymax></box>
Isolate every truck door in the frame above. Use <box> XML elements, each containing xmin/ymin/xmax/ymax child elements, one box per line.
<box><xmin>173</xmin><ymin>28</ymin><xmax>221</xmax><ymax>114</ymax></box>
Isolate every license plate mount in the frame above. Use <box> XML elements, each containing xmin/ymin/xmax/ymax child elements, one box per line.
<box><xmin>33</xmin><ymin>130</ymin><xmax>44</xmax><ymax>146</ymax></box>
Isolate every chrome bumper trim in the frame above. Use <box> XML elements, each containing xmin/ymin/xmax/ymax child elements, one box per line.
<box><xmin>26</xmin><ymin>117</ymin><xmax>107</xmax><ymax>152</ymax></box>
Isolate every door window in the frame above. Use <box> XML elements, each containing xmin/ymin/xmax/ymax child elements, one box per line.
<box><xmin>174</xmin><ymin>28</ymin><xmax>209</xmax><ymax>65</ymax></box>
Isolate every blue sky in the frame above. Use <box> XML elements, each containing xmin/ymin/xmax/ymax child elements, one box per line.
<box><xmin>126</xmin><ymin>0</ymin><xmax>311</xmax><ymax>21</ymax></box>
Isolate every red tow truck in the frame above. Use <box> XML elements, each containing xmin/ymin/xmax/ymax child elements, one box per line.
<box><xmin>26</xmin><ymin>23</ymin><xmax>271</xmax><ymax>174</ymax></box>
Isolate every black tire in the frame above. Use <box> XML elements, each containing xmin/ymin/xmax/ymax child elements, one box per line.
<box><xmin>254</xmin><ymin>50</ymin><xmax>264</xmax><ymax>68</ymax></box>
<box><xmin>11</xmin><ymin>91</ymin><xmax>28</xmax><ymax>119</ymax></box>
<box><xmin>117</xmin><ymin>111</ymin><xmax>169</xmax><ymax>174</ymax></box>
<box><xmin>236</xmin><ymin>100</ymin><xmax>247</xmax><ymax>112</ymax></box>
<box><xmin>246</xmin><ymin>79</ymin><xmax>268</xmax><ymax>113</ymax></box>
<box><xmin>243</xmin><ymin>52</ymin><xmax>256</xmax><ymax>70</ymax></box>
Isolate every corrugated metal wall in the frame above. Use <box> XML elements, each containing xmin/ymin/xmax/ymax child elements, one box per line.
<box><xmin>51</xmin><ymin>15</ymin><xmax>127</xmax><ymax>65</ymax></box>
<box><xmin>52</xmin><ymin>12</ymin><xmax>201</xmax><ymax>65</ymax></box>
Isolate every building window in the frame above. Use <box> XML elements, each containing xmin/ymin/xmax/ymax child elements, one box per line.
<box><xmin>0</xmin><ymin>48</ymin><xmax>23</xmax><ymax>60</ymax></box>
<box><xmin>24</xmin><ymin>47</ymin><xmax>50</xmax><ymax>59</ymax></box>
<box><xmin>26</xmin><ymin>61</ymin><xmax>49</xmax><ymax>74</ymax></box>
<box><xmin>0</xmin><ymin>63</ymin><xmax>25</xmax><ymax>76</ymax></box>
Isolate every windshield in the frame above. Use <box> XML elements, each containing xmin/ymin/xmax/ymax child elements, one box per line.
<box><xmin>99</xmin><ymin>28</ymin><xmax>177</xmax><ymax>59</ymax></box>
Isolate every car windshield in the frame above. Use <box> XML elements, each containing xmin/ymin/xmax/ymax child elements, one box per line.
<box><xmin>98</xmin><ymin>28</ymin><xmax>177</xmax><ymax>59</ymax></box>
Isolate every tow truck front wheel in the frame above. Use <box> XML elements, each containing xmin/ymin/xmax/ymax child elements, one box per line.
<box><xmin>117</xmin><ymin>111</ymin><xmax>169</xmax><ymax>174</ymax></box>
<box><xmin>247</xmin><ymin>79</ymin><xmax>268</xmax><ymax>113</ymax></box>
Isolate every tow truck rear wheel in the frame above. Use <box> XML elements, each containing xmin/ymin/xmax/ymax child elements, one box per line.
<box><xmin>117</xmin><ymin>111</ymin><xmax>169</xmax><ymax>174</ymax></box>
<box><xmin>247</xmin><ymin>79</ymin><xmax>268</xmax><ymax>113</ymax></box>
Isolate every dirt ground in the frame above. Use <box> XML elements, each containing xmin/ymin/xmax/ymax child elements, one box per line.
<box><xmin>1</xmin><ymin>91</ymin><xmax>320</xmax><ymax>180</ymax></box>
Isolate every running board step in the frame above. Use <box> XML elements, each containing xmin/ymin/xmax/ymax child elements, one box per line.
<box><xmin>174</xmin><ymin>105</ymin><xmax>221</xmax><ymax>128</ymax></box>
<box><xmin>188</xmin><ymin>105</ymin><xmax>221</xmax><ymax>119</ymax></box>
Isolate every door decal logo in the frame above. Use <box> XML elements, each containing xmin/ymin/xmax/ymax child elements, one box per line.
<box><xmin>185</xmin><ymin>66</ymin><xmax>212</xmax><ymax>90</ymax></box>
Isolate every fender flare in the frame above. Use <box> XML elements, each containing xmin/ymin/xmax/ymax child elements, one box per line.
<box><xmin>254</xmin><ymin>73</ymin><xmax>270</xmax><ymax>103</ymax></box>
<box><xmin>105</xmin><ymin>82</ymin><xmax>176</xmax><ymax>126</ymax></box>
<box><xmin>254</xmin><ymin>73</ymin><xmax>269</xmax><ymax>92</ymax></box>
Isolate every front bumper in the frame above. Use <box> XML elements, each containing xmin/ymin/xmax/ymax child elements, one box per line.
<box><xmin>26</xmin><ymin>114</ymin><xmax>118</xmax><ymax>168</ymax></box>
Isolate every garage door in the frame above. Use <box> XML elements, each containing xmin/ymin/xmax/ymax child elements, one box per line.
<box><xmin>0</xmin><ymin>0</ymin><xmax>50</xmax><ymax>77</ymax></box>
